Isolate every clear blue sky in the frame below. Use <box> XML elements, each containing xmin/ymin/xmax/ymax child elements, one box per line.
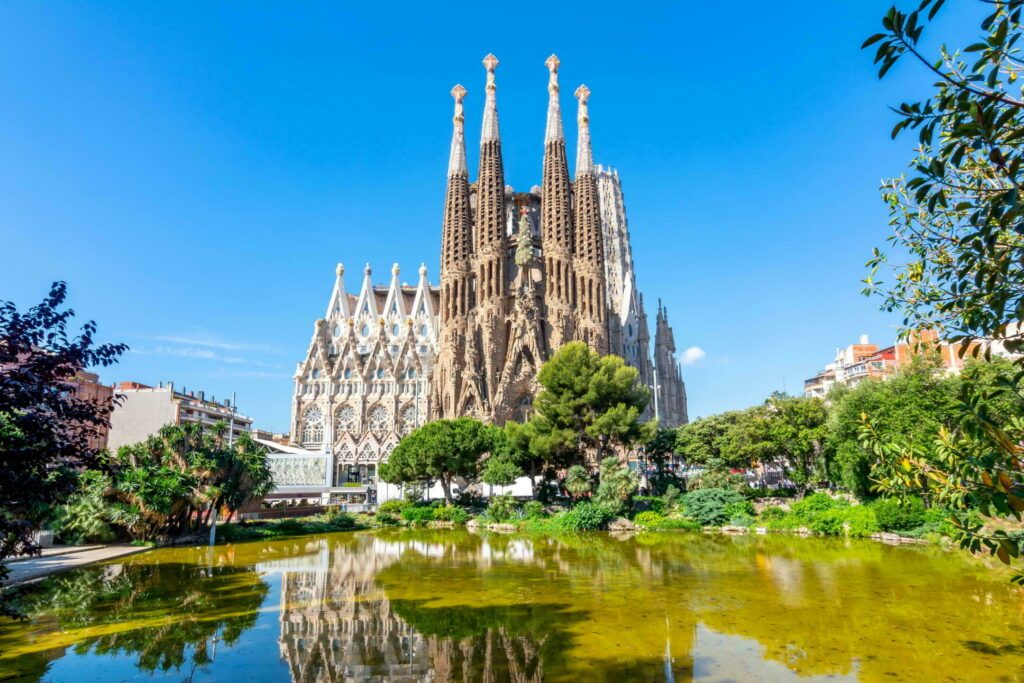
<box><xmin>0</xmin><ymin>2</ymin><xmax>983</xmax><ymax>433</ymax></box>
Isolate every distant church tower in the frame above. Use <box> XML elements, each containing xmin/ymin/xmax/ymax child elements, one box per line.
<box><xmin>654</xmin><ymin>301</ymin><xmax>689</xmax><ymax>427</ymax></box>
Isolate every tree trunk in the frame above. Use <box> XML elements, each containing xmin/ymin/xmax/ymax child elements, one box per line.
<box><xmin>440</xmin><ymin>475</ymin><xmax>453</xmax><ymax>506</ymax></box>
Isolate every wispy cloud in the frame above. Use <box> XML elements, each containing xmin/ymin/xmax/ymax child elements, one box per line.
<box><xmin>146</xmin><ymin>334</ymin><xmax>278</xmax><ymax>353</ymax></box>
<box><xmin>131</xmin><ymin>345</ymin><xmax>282</xmax><ymax>369</ymax></box>
<box><xmin>679</xmin><ymin>346</ymin><xmax>707</xmax><ymax>366</ymax></box>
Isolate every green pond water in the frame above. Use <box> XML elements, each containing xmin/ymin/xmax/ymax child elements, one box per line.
<box><xmin>2</xmin><ymin>530</ymin><xmax>1023</xmax><ymax>682</ymax></box>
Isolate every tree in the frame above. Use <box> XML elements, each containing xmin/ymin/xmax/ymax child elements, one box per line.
<box><xmin>756</xmin><ymin>393</ymin><xmax>829</xmax><ymax>494</ymax></box>
<box><xmin>674</xmin><ymin>411</ymin><xmax>750</xmax><ymax>469</ymax></box>
<box><xmin>864</xmin><ymin>0</ymin><xmax>1024</xmax><ymax>579</ymax></box>
<box><xmin>643</xmin><ymin>427</ymin><xmax>680</xmax><ymax>494</ymax></box>
<box><xmin>531</xmin><ymin>342</ymin><xmax>652</xmax><ymax>468</ymax></box>
<box><xmin>0</xmin><ymin>282</ymin><xmax>126</xmax><ymax>615</ymax></box>
<box><xmin>379</xmin><ymin>417</ymin><xmax>490</xmax><ymax>505</ymax></box>
<box><xmin>592</xmin><ymin>457</ymin><xmax>639</xmax><ymax>516</ymax></box>
<box><xmin>562</xmin><ymin>465</ymin><xmax>592</xmax><ymax>501</ymax></box>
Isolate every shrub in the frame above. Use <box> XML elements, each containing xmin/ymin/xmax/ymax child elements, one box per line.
<box><xmin>401</xmin><ymin>506</ymin><xmax>435</xmax><ymax>525</ymax></box>
<box><xmin>375</xmin><ymin>512</ymin><xmax>401</xmax><ymax>526</ymax></box>
<box><xmin>758</xmin><ymin>505</ymin><xmax>787</xmax><ymax>521</ymax></box>
<box><xmin>680</xmin><ymin>488</ymin><xmax>746</xmax><ymax>527</ymax></box>
<box><xmin>688</xmin><ymin>469</ymin><xmax>747</xmax><ymax>492</ymax></box>
<box><xmin>659</xmin><ymin>517</ymin><xmax>701</xmax><ymax>531</ymax></box>
<box><xmin>663</xmin><ymin>484</ymin><xmax>682</xmax><ymax>510</ymax></box>
<box><xmin>843</xmin><ymin>506</ymin><xmax>880</xmax><ymax>538</ymax></box>
<box><xmin>809</xmin><ymin>509</ymin><xmax>848</xmax><ymax>536</ymax></box>
<box><xmin>633</xmin><ymin>511</ymin><xmax>666</xmax><ymax>528</ymax></box>
<box><xmin>432</xmin><ymin>505</ymin><xmax>470</xmax><ymax>524</ymax></box>
<box><xmin>274</xmin><ymin>518</ymin><xmax>308</xmax><ymax>535</ymax></box>
<box><xmin>744</xmin><ymin>486</ymin><xmax>797</xmax><ymax>499</ymax></box>
<box><xmin>556</xmin><ymin>502</ymin><xmax>614</xmax><ymax>531</ymax></box>
<box><xmin>633</xmin><ymin>496</ymin><xmax>666</xmax><ymax>515</ymax></box>
<box><xmin>728</xmin><ymin>513</ymin><xmax>756</xmax><ymax>528</ymax></box>
<box><xmin>486</xmin><ymin>494</ymin><xmax>518</xmax><ymax>523</ymax></box>
<box><xmin>790</xmin><ymin>493</ymin><xmax>845</xmax><ymax>521</ymax></box>
<box><xmin>871</xmin><ymin>497</ymin><xmax>926</xmax><ymax>532</ymax></box>
<box><xmin>723</xmin><ymin>500</ymin><xmax>755</xmax><ymax>519</ymax></box>
<box><xmin>378</xmin><ymin>499</ymin><xmax>409</xmax><ymax>515</ymax></box>
<box><xmin>522</xmin><ymin>501</ymin><xmax>546</xmax><ymax>519</ymax></box>
<box><xmin>319</xmin><ymin>510</ymin><xmax>357</xmax><ymax>530</ymax></box>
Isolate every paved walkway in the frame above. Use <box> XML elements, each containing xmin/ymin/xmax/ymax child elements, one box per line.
<box><xmin>3</xmin><ymin>545</ymin><xmax>150</xmax><ymax>587</ymax></box>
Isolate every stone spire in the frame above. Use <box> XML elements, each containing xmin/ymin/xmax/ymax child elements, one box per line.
<box><xmin>481</xmin><ymin>54</ymin><xmax>500</xmax><ymax>142</ymax></box>
<box><xmin>654</xmin><ymin>303</ymin><xmax>688</xmax><ymax>428</ymax></box>
<box><xmin>544</xmin><ymin>54</ymin><xmax>564</xmax><ymax>143</ymax></box>
<box><xmin>572</xmin><ymin>84</ymin><xmax>607</xmax><ymax>354</ymax></box>
<box><xmin>540</xmin><ymin>54</ymin><xmax>576</xmax><ymax>351</ymax></box>
<box><xmin>447</xmin><ymin>84</ymin><xmax>467</xmax><ymax>178</ymax></box>
<box><xmin>574</xmin><ymin>85</ymin><xmax>593</xmax><ymax>177</ymax></box>
<box><xmin>476</xmin><ymin>54</ymin><xmax>507</xmax><ymax>253</ymax></box>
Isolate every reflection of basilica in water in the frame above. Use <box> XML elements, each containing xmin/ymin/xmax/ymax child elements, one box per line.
<box><xmin>259</xmin><ymin>535</ymin><xmax>558</xmax><ymax>683</ymax></box>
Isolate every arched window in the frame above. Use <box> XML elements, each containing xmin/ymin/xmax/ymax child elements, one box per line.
<box><xmin>301</xmin><ymin>406</ymin><xmax>324</xmax><ymax>444</ymax></box>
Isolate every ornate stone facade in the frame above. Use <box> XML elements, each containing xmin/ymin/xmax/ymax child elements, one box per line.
<box><xmin>289</xmin><ymin>262</ymin><xmax>438</xmax><ymax>503</ymax></box>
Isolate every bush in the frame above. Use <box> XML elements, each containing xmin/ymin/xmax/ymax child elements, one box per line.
<box><xmin>790</xmin><ymin>493</ymin><xmax>845</xmax><ymax>521</ymax></box>
<box><xmin>556</xmin><ymin>502</ymin><xmax>614</xmax><ymax>531</ymax></box>
<box><xmin>400</xmin><ymin>506</ymin><xmax>435</xmax><ymax>525</ymax></box>
<box><xmin>870</xmin><ymin>496</ymin><xmax>926</xmax><ymax>532</ymax></box>
<box><xmin>809</xmin><ymin>509</ymin><xmax>848</xmax><ymax>536</ymax></box>
<box><xmin>728</xmin><ymin>513</ymin><xmax>756</xmax><ymax>528</ymax></box>
<box><xmin>744</xmin><ymin>486</ymin><xmax>798</xmax><ymax>499</ymax></box>
<box><xmin>432</xmin><ymin>505</ymin><xmax>470</xmax><ymax>524</ymax></box>
<box><xmin>633</xmin><ymin>511</ymin><xmax>666</xmax><ymax>528</ymax></box>
<box><xmin>723</xmin><ymin>500</ymin><xmax>755</xmax><ymax>519</ymax></box>
<box><xmin>522</xmin><ymin>501</ymin><xmax>546</xmax><ymax>519</ymax></box>
<box><xmin>319</xmin><ymin>510</ymin><xmax>357</xmax><ymax>530</ymax></box>
<box><xmin>633</xmin><ymin>496</ymin><xmax>666</xmax><ymax>515</ymax></box>
<box><xmin>758</xmin><ymin>505</ymin><xmax>787</xmax><ymax>521</ymax></box>
<box><xmin>843</xmin><ymin>506</ymin><xmax>880</xmax><ymax>538</ymax></box>
<box><xmin>375</xmin><ymin>512</ymin><xmax>401</xmax><ymax>526</ymax></box>
<box><xmin>378</xmin><ymin>499</ymin><xmax>409</xmax><ymax>515</ymax></box>
<box><xmin>658</xmin><ymin>517</ymin><xmax>701</xmax><ymax>531</ymax></box>
<box><xmin>274</xmin><ymin>518</ymin><xmax>308</xmax><ymax>535</ymax></box>
<box><xmin>680</xmin><ymin>488</ymin><xmax>746</xmax><ymax>527</ymax></box>
<box><xmin>485</xmin><ymin>494</ymin><xmax>518</xmax><ymax>523</ymax></box>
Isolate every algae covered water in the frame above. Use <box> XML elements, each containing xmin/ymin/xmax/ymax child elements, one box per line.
<box><xmin>1</xmin><ymin>530</ymin><xmax>1023</xmax><ymax>682</ymax></box>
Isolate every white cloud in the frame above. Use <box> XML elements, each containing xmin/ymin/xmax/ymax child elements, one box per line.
<box><xmin>132</xmin><ymin>345</ymin><xmax>281</xmax><ymax>369</ymax></box>
<box><xmin>679</xmin><ymin>346</ymin><xmax>707</xmax><ymax>366</ymax></box>
<box><xmin>146</xmin><ymin>334</ymin><xmax>278</xmax><ymax>353</ymax></box>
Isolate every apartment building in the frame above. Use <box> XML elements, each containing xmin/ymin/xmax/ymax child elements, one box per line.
<box><xmin>107</xmin><ymin>381</ymin><xmax>252</xmax><ymax>450</ymax></box>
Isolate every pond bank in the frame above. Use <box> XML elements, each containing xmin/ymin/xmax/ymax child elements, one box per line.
<box><xmin>3</xmin><ymin>545</ymin><xmax>150</xmax><ymax>587</ymax></box>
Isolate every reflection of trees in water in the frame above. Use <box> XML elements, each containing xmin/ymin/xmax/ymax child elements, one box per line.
<box><xmin>13</xmin><ymin>560</ymin><xmax>268</xmax><ymax>678</ymax></box>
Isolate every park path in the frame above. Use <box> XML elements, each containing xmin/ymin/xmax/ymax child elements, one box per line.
<box><xmin>3</xmin><ymin>545</ymin><xmax>150</xmax><ymax>586</ymax></box>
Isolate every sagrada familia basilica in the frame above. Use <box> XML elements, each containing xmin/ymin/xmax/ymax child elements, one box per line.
<box><xmin>276</xmin><ymin>55</ymin><xmax>687</xmax><ymax>502</ymax></box>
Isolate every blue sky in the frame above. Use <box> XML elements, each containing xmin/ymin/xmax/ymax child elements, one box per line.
<box><xmin>0</xmin><ymin>2</ymin><xmax>982</xmax><ymax>432</ymax></box>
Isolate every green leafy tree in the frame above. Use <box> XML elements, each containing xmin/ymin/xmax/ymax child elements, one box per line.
<box><xmin>756</xmin><ymin>393</ymin><xmax>830</xmax><ymax>495</ymax></box>
<box><xmin>0</xmin><ymin>282</ymin><xmax>126</xmax><ymax>616</ymax></box>
<box><xmin>530</xmin><ymin>342</ymin><xmax>652</xmax><ymax>468</ymax></box>
<box><xmin>379</xmin><ymin>417</ymin><xmax>490</xmax><ymax>505</ymax></box>
<box><xmin>863</xmin><ymin>0</ymin><xmax>1024</xmax><ymax>579</ymax></box>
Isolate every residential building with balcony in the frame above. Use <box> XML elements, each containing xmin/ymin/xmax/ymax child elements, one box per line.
<box><xmin>107</xmin><ymin>381</ymin><xmax>252</xmax><ymax>450</ymax></box>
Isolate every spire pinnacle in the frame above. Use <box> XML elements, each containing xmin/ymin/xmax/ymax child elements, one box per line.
<box><xmin>575</xmin><ymin>84</ymin><xmax>593</xmax><ymax>177</ymax></box>
<box><xmin>544</xmin><ymin>54</ymin><xmax>564</xmax><ymax>143</ymax></box>
<box><xmin>448</xmin><ymin>84</ymin><xmax>467</xmax><ymax>177</ymax></box>
<box><xmin>481</xmin><ymin>54</ymin><xmax>500</xmax><ymax>142</ymax></box>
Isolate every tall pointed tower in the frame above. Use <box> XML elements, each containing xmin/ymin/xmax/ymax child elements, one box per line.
<box><xmin>540</xmin><ymin>54</ymin><xmax>576</xmax><ymax>351</ymax></box>
<box><xmin>571</xmin><ymin>85</ymin><xmax>608</xmax><ymax>354</ymax></box>
<box><xmin>465</xmin><ymin>53</ymin><xmax>509</xmax><ymax>416</ymax></box>
<box><xmin>433</xmin><ymin>84</ymin><xmax>473</xmax><ymax>418</ymax></box>
<box><xmin>654</xmin><ymin>301</ymin><xmax>689</xmax><ymax>427</ymax></box>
